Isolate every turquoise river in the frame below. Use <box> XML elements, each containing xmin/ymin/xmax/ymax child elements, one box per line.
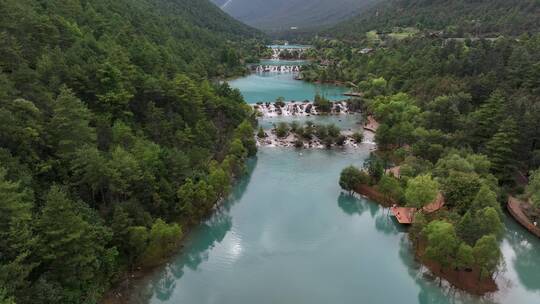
<box><xmin>128</xmin><ymin>62</ymin><xmax>540</xmax><ymax>304</ymax></box>
<box><xmin>227</xmin><ymin>60</ymin><xmax>348</xmax><ymax>103</ymax></box>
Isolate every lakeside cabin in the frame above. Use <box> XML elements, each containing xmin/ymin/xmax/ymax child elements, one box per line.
<box><xmin>391</xmin><ymin>193</ymin><xmax>445</xmax><ymax>224</ymax></box>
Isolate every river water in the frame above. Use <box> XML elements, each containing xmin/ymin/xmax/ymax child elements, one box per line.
<box><xmin>228</xmin><ymin>60</ymin><xmax>348</xmax><ymax>103</ymax></box>
<box><xmin>128</xmin><ymin>62</ymin><xmax>540</xmax><ymax>304</ymax></box>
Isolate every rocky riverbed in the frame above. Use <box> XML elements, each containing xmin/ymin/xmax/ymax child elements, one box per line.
<box><xmin>256</xmin><ymin>126</ymin><xmax>376</xmax><ymax>149</ymax></box>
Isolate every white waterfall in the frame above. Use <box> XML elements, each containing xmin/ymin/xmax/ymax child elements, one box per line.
<box><xmin>254</xmin><ymin>101</ymin><xmax>351</xmax><ymax>118</ymax></box>
<box><xmin>254</xmin><ymin>65</ymin><xmax>301</xmax><ymax>73</ymax></box>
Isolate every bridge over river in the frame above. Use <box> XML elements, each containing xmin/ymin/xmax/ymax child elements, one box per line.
<box><xmin>269</xmin><ymin>44</ymin><xmax>312</xmax><ymax>59</ymax></box>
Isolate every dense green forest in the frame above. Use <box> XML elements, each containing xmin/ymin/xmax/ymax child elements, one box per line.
<box><xmin>330</xmin><ymin>0</ymin><xmax>540</xmax><ymax>38</ymax></box>
<box><xmin>304</xmin><ymin>35</ymin><xmax>540</xmax><ymax>179</ymax></box>
<box><xmin>322</xmin><ymin>2</ymin><xmax>540</xmax><ymax>283</ymax></box>
<box><xmin>0</xmin><ymin>0</ymin><xmax>263</xmax><ymax>303</ymax></box>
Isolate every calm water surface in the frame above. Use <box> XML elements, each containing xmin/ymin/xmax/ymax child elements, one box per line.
<box><xmin>227</xmin><ymin>61</ymin><xmax>348</xmax><ymax>103</ymax></box>
<box><xmin>257</xmin><ymin>113</ymin><xmax>364</xmax><ymax>131</ymax></box>
<box><xmin>129</xmin><ymin>70</ymin><xmax>540</xmax><ymax>304</ymax></box>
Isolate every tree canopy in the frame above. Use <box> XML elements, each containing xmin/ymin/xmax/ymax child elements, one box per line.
<box><xmin>404</xmin><ymin>174</ymin><xmax>439</xmax><ymax>208</ymax></box>
<box><xmin>0</xmin><ymin>0</ymin><xmax>262</xmax><ymax>302</ymax></box>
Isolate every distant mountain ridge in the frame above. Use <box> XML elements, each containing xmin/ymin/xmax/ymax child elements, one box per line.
<box><xmin>329</xmin><ymin>0</ymin><xmax>540</xmax><ymax>38</ymax></box>
<box><xmin>212</xmin><ymin>0</ymin><xmax>376</xmax><ymax>31</ymax></box>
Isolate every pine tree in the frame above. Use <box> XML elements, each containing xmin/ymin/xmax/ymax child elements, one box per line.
<box><xmin>486</xmin><ymin>118</ymin><xmax>519</xmax><ymax>182</ymax></box>
<box><xmin>455</xmin><ymin>242</ymin><xmax>474</xmax><ymax>270</ymax></box>
<box><xmin>471</xmin><ymin>184</ymin><xmax>501</xmax><ymax>214</ymax></box>
<box><xmin>423</xmin><ymin>221</ymin><xmax>459</xmax><ymax>271</ymax></box>
<box><xmin>35</xmin><ymin>186</ymin><xmax>116</xmax><ymax>303</ymax></box>
<box><xmin>405</xmin><ymin>174</ymin><xmax>439</xmax><ymax>208</ymax></box>
<box><xmin>525</xmin><ymin>169</ymin><xmax>540</xmax><ymax>210</ymax></box>
<box><xmin>473</xmin><ymin>235</ymin><xmax>501</xmax><ymax>279</ymax></box>
<box><xmin>0</xmin><ymin>288</ymin><xmax>15</xmax><ymax>304</ymax></box>
<box><xmin>457</xmin><ymin>211</ymin><xmax>479</xmax><ymax>245</ymax></box>
<box><xmin>49</xmin><ymin>87</ymin><xmax>96</xmax><ymax>161</ymax></box>
<box><xmin>71</xmin><ymin>147</ymin><xmax>111</xmax><ymax>204</ymax></box>
<box><xmin>478</xmin><ymin>207</ymin><xmax>504</xmax><ymax>240</ymax></box>
<box><xmin>469</xmin><ymin>91</ymin><xmax>505</xmax><ymax>147</ymax></box>
<box><xmin>0</xmin><ymin>168</ymin><xmax>32</xmax><ymax>256</ymax></box>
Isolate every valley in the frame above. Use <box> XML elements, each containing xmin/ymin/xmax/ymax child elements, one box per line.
<box><xmin>0</xmin><ymin>1</ymin><xmax>539</xmax><ymax>304</ymax></box>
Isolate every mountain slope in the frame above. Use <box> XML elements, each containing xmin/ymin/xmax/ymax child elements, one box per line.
<box><xmin>330</xmin><ymin>0</ymin><xmax>540</xmax><ymax>38</ymax></box>
<box><xmin>213</xmin><ymin>0</ymin><xmax>376</xmax><ymax>31</ymax></box>
<box><xmin>156</xmin><ymin>0</ymin><xmax>261</xmax><ymax>37</ymax></box>
<box><xmin>0</xmin><ymin>0</ymin><xmax>260</xmax><ymax>303</ymax></box>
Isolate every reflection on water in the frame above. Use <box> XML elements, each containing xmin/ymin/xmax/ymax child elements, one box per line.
<box><xmin>128</xmin><ymin>158</ymin><xmax>258</xmax><ymax>303</ymax></box>
<box><xmin>505</xmin><ymin>219</ymin><xmax>540</xmax><ymax>292</ymax></box>
<box><xmin>337</xmin><ymin>193</ymin><xmax>367</xmax><ymax>216</ymax></box>
<box><xmin>227</xmin><ymin>72</ymin><xmax>349</xmax><ymax>103</ymax></box>
<box><xmin>129</xmin><ymin>146</ymin><xmax>540</xmax><ymax>304</ymax></box>
<box><xmin>258</xmin><ymin>113</ymin><xmax>364</xmax><ymax>132</ymax></box>
<box><xmin>337</xmin><ymin>193</ymin><xmax>404</xmax><ymax>235</ymax></box>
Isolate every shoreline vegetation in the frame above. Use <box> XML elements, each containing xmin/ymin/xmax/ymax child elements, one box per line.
<box><xmin>339</xmin><ymin>115</ymin><xmax>503</xmax><ymax>295</ymax></box>
<box><xmin>0</xmin><ymin>0</ymin><xmax>268</xmax><ymax>303</ymax></box>
<box><xmin>507</xmin><ymin>196</ymin><xmax>540</xmax><ymax>238</ymax></box>
<box><xmin>101</xmin><ymin>176</ymin><xmax>245</xmax><ymax>304</ymax></box>
<box><xmin>297</xmin><ymin>17</ymin><xmax>540</xmax><ymax>299</ymax></box>
<box><xmin>256</xmin><ymin>120</ymin><xmax>372</xmax><ymax>149</ymax></box>
<box><xmin>252</xmin><ymin>97</ymin><xmax>376</xmax><ymax>149</ymax></box>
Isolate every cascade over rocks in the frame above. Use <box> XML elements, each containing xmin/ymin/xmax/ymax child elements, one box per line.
<box><xmin>254</xmin><ymin>101</ymin><xmax>351</xmax><ymax>118</ymax></box>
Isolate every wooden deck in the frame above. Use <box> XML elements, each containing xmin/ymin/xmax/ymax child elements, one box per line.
<box><xmin>423</xmin><ymin>193</ymin><xmax>445</xmax><ymax>213</ymax></box>
<box><xmin>363</xmin><ymin>115</ymin><xmax>379</xmax><ymax>133</ymax></box>
<box><xmin>391</xmin><ymin>206</ymin><xmax>416</xmax><ymax>224</ymax></box>
<box><xmin>391</xmin><ymin>193</ymin><xmax>445</xmax><ymax>225</ymax></box>
<box><xmin>507</xmin><ymin>196</ymin><xmax>540</xmax><ymax>238</ymax></box>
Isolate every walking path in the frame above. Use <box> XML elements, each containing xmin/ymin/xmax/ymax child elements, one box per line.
<box><xmin>507</xmin><ymin>196</ymin><xmax>540</xmax><ymax>238</ymax></box>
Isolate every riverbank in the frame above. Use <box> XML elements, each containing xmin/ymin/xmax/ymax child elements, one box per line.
<box><xmin>119</xmin><ymin>62</ymin><xmax>540</xmax><ymax>303</ymax></box>
<box><xmin>348</xmin><ymin>115</ymin><xmax>500</xmax><ymax>295</ymax></box>
<box><xmin>355</xmin><ymin>184</ymin><xmax>396</xmax><ymax>207</ymax></box>
<box><xmin>101</xmin><ymin>206</ymin><xmax>218</xmax><ymax>304</ymax></box>
<box><xmin>415</xmin><ymin>241</ymin><xmax>498</xmax><ymax>295</ymax></box>
<box><xmin>100</xmin><ymin>161</ymin><xmax>255</xmax><ymax>304</ymax></box>
<box><xmin>507</xmin><ymin>196</ymin><xmax>540</xmax><ymax>238</ymax></box>
<box><xmin>352</xmin><ymin>181</ymin><xmax>499</xmax><ymax>295</ymax></box>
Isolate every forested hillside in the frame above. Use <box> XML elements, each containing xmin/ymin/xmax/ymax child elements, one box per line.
<box><xmin>330</xmin><ymin>0</ymin><xmax>540</xmax><ymax>38</ymax></box>
<box><xmin>0</xmin><ymin>0</ymin><xmax>261</xmax><ymax>303</ymax></box>
<box><xmin>304</xmin><ymin>36</ymin><xmax>540</xmax><ymax>180</ymax></box>
<box><xmin>212</xmin><ymin>0</ymin><xmax>375</xmax><ymax>31</ymax></box>
<box><xmin>322</xmin><ymin>1</ymin><xmax>540</xmax><ymax>285</ymax></box>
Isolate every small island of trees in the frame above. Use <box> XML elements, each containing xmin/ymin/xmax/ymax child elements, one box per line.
<box><xmin>340</xmin><ymin>150</ymin><xmax>505</xmax><ymax>292</ymax></box>
<box><xmin>258</xmin><ymin>120</ymin><xmax>363</xmax><ymax>148</ymax></box>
